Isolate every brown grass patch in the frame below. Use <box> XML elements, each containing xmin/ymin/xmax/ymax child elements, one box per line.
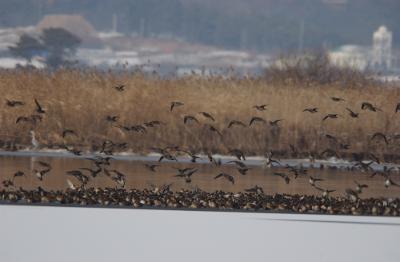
<box><xmin>0</xmin><ymin>68</ymin><xmax>399</xmax><ymax>162</ymax></box>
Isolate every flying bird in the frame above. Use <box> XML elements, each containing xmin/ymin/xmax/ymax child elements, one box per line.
<box><xmin>214</xmin><ymin>173</ymin><xmax>235</xmax><ymax>184</ymax></box>
<box><xmin>170</xmin><ymin>101</ymin><xmax>184</xmax><ymax>111</ymax></box>
<box><xmin>113</xmin><ymin>85</ymin><xmax>125</xmax><ymax>92</ymax></box>
<box><xmin>34</xmin><ymin>99</ymin><xmax>45</xmax><ymax>114</ymax></box>
<box><xmin>322</xmin><ymin>114</ymin><xmax>339</xmax><ymax>121</ymax></box>
<box><xmin>371</xmin><ymin>132</ymin><xmax>389</xmax><ymax>145</ymax></box>
<box><xmin>303</xmin><ymin>107</ymin><xmax>318</xmax><ymax>113</ymax></box>
<box><xmin>253</xmin><ymin>104</ymin><xmax>268</xmax><ymax>111</ymax></box>
<box><xmin>361</xmin><ymin>102</ymin><xmax>381</xmax><ymax>112</ymax></box>
<box><xmin>249</xmin><ymin>117</ymin><xmax>266</xmax><ymax>126</ymax></box>
<box><xmin>331</xmin><ymin>97</ymin><xmax>345</xmax><ymax>102</ymax></box>
<box><xmin>273</xmin><ymin>172</ymin><xmax>290</xmax><ymax>184</ymax></box>
<box><xmin>228</xmin><ymin>120</ymin><xmax>247</xmax><ymax>128</ymax></box>
<box><xmin>183</xmin><ymin>115</ymin><xmax>199</xmax><ymax>124</ymax></box>
<box><xmin>198</xmin><ymin>112</ymin><xmax>215</xmax><ymax>121</ymax></box>
<box><xmin>6</xmin><ymin>99</ymin><xmax>24</xmax><ymax>107</ymax></box>
<box><xmin>346</xmin><ymin>108</ymin><xmax>359</xmax><ymax>118</ymax></box>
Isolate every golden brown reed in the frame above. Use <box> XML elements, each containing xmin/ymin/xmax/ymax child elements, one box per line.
<box><xmin>0</xmin><ymin>68</ymin><xmax>399</xmax><ymax>161</ymax></box>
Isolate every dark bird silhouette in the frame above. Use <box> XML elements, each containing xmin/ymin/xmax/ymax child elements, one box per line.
<box><xmin>37</xmin><ymin>161</ymin><xmax>51</xmax><ymax>169</ymax></box>
<box><xmin>34</xmin><ymin>99</ymin><xmax>45</xmax><ymax>114</ymax></box>
<box><xmin>229</xmin><ymin>149</ymin><xmax>246</xmax><ymax>160</ymax></box>
<box><xmin>371</xmin><ymin>132</ymin><xmax>389</xmax><ymax>145</ymax></box>
<box><xmin>113</xmin><ymin>85</ymin><xmax>125</xmax><ymax>92</ymax></box>
<box><xmin>62</xmin><ymin>144</ymin><xmax>82</xmax><ymax>156</ymax></box>
<box><xmin>253</xmin><ymin>104</ymin><xmax>268</xmax><ymax>111</ymax></box>
<box><xmin>322</xmin><ymin>114</ymin><xmax>339</xmax><ymax>121</ymax></box>
<box><xmin>395</xmin><ymin>103</ymin><xmax>400</xmax><ymax>113</ymax></box>
<box><xmin>183</xmin><ymin>115</ymin><xmax>199</xmax><ymax>124</ymax></box>
<box><xmin>158</xmin><ymin>150</ymin><xmax>178</xmax><ymax>162</ymax></box>
<box><xmin>131</xmin><ymin>125</ymin><xmax>147</xmax><ymax>133</ymax></box>
<box><xmin>245</xmin><ymin>185</ymin><xmax>264</xmax><ymax>194</ymax></box>
<box><xmin>144</xmin><ymin>121</ymin><xmax>164</xmax><ymax>127</ymax></box>
<box><xmin>361</xmin><ymin>102</ymin><xmax>381</xmax><ymax>112</ymax></box>
<box><xmin>303</xmin><ymin>107</ymin><xmax>318</xmax><ymax>113</ymax></box>
<box><xmin>198</xmin><ymin>112</ymin><xmax>215</xmax><ymax>121</ymax></box>
<box><xmin>227</xmin><ymin>160</ymin><xmax>247</xmax><ymax>169</ymax></box>
<box><xmin>264</xmin><ymin>151</ymin><xmax>281</xmax><ymax>167</ymax></box>
<box><xmin>182</xmin><ymin>150</ymin><xmax>201</xmax><ymax>162</ymax></box>
<box><xmin>249</xmin><ymin>116</ymin><xmax>266</xmax><ymax>126</ymax></box>
<box><xmin>228</xmin><ymin>120</ymin><xmax>247</xmax><ymax>128</ymax></box>
<box><xmin>16</xmin><ymin>116</ymin><xmax>30</xmax><ymax>124</ymax></box>
<box><xmin>174</xmin><ymin>168</ymin><xmax>198</xmax><ymax>183</ymax></box>
<box><xmin>354</xmin><ymin>161</ymin><xmax>374</xmax><ymax>173</ymax></box>
<box><xmin>269</xmin><ymin>119</ymin><xmax>283</xmax><ymax>127</ymax></box>
<box><xmin>237</xmin><ymin>167</ymin><xmax>251</xmax><ymax>176</ymax></box>
<box><xmin>354</xmin><ymin>181</ymin><xmax>368</xmax><ymax>194</ymax></box>
<box><xmin>313</xmin><ymin>186</ymin><xmax>335</xmax><ymax>197</ymax></box>
<box><xmin>66</xmin><ymin>170</ymin><xmax>89</xmax><ymax>185</ymax></box>
<box><xmin>144</xmin><ymin>164</ymin><xmax>159</xmax><ymax>172</ymax></box>
<box><xmin>79</xmin><ymin>167</ymin><xmax>102</xmax><ymax>178</ymax></box>
<box><xmin>309</xmin><ymin>176</ymin><xmax>324</xmax><ymax>186</ymax></box>
<box><xmin>320</xmin><ymin>148</ymin><xmax>339</xmax><ymax>159</ymax></box>
<box><xmin>109</xmin><ymin>170</ymin><xmax>126</xmax><ymax>188</ymax></box>
<box><xmin>331</xmin><ymin>97</ymin><xmax>345</xmax><ymax>102</ymax></box>
<box><xmin>13</xmin><ymin>171</ymin><xmax>25</xmax><ymax>179</ymax></box>
<box><xmin>106</xmin><ymin>115</ymin><xmax>119</xmax><ymax>123</ymax></box>
<box><xmin>207</xmin><ymin>153</ymin><xmax>222</xmax><ymax>166</ymax></box>
<box><xmin>214</xmin><ymin>173</ymin><xmax>235</xmax><ymax>184</ymax></box>
<box><xmin>286</xmin><ymin>165</ymin><xmax>307</xmax><ymax>179</ymax></box>
<box><xmin>62</xmin><ymin>129</ymin><xmax>77</xmax><ymax>138</ymax></box>
<box><xmin>170</xmin><ymin>101</ymin><xmax>184</xmax><ymax>111</ymax></box>
<box><xmin>346</xmin><ymin>108</ymin><xmax>359</xmax><ymax>118</ymax></box>
<box><xmin>206</xmin><ymin>124</ymin><xmax>223</xmax><ymax>137</ymax></box>
<box><xmin>6</xmin><ymin>99</ymin><xmax>24</xmax><ymax>107</ymax></box>
<box><xmin>273</xmin><ymin>172</ymin><xmax>290</xmax><ymax>184</ymax></box>
<box><xmin>34</xmin><ymin>168</ymin><xmax>51</xmax><ymax>181</ymax></box>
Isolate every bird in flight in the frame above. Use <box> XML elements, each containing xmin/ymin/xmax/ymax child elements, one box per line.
<box><xmin>249</xmin><ymin>117</ymin><xmax>266</xmax><ymax>126</ymax></box>
<box><xmin>303</xmin><ymin>107</ymin><xmax>318</xmax><ymax>113</ymax></box>
<box><xmin>34</xmin><ymin>99</ymin><xmax>46</xmax><ymax>114</ymax></box>
<box><xmin>346</xmin><ymin>108</ymin><xmax>359</xmax><ymax>118</ymax></box>
<box><xmin>170</xmin><ymin>101</ymin><xmax>184</xmax><ymax>111</ymax></box>
<box><xmin>6</xmin><ymin>99</ymin><xmax>24</xmax><ymax>107</ymax></box>
<box><xmin>214</xmin><ymin>173</ymin><xmax>235</xmax><ymax>184</ymax></box>
<box><xmin>253</xmin><ymin>104</ymin><xmax>268</xmax><ymax>111</ymax></box>
<box><xmin>113</xmin><ymin>85</ymin><xmax>125</xmax><ymax>92</ymax></box>
<box><xmin>331</xmin><ymin>97</ymin><xmax>345</xmax><ymax>102</ymax></box>
<box><xmin>361</xmin><ymin>102</ymin><xmax>381</xmax><ymax>112</ymax></box>
<box><xmin>198</xmin><ymin>112</ymin><xmax>215</xmax><ymax>121</ymax></box>
<box><xmin>371</xmin><ymin>132</ymin><xmax>389</xmax><ymax>145</ymax></box>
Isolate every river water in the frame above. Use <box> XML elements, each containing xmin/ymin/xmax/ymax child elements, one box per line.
<box><xmin>0</xmin><ymin>151</ymin><xmax>399</xmax><ymax>199</ymax></box>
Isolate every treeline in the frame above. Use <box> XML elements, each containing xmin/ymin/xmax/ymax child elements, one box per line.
<box><xmin>0</xmin><ymin>0</ymin><xmax>399</xmax><ymax>52</ymax></box>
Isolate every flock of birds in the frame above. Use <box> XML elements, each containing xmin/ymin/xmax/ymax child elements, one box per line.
<box><xmin>1</xmin><ymin>86</ymin><xmax>400</xmax><ymax>204</ymax></box>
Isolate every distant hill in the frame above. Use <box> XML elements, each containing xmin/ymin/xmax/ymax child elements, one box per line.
<box><xmin>0</xmin><ymin>0</ymin><xmax>398</xmax><ymax>52</ymax></box>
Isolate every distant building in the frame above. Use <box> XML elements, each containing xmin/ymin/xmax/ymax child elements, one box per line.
<box><xmin>329</xmin><ymin>25</ymin><xmax>397</xmax><ymax>72</ymax></box>
<box><xmin>371</xmin><ymin>25</ymin><xmax>392</xmax><ymax>70</ymax></box>
<box><xmin>329</xmin><ymin>45</ymin><xmax>369</xmax><ymax>70</ymax></box>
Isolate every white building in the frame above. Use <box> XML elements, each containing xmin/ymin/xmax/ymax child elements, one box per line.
<box><xmin>372</xmin><ymin>25</ymin><xmax>392</xmax><ymax>70</ymax></box>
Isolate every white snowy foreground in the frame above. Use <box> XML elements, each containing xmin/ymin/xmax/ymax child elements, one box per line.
<box><xmin>0</xmin><ymin>205</ymin><xmax>400</xmax><ymax>262</ymax></box>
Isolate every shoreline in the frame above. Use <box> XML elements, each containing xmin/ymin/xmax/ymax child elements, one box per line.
<box><xmin>1</xmin><ymin>187</ymin><xmax>399</xmax><ymax>216</ymax></box>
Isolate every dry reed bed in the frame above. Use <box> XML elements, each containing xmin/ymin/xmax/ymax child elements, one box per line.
<box><xmin>0</xmin><ymin>69</ymin><xmax>399</xmax><ymax>161</ymax></box>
